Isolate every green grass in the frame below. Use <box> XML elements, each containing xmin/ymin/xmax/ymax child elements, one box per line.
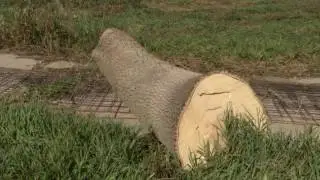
<box><xmin>21</xmin><ymin>68</ymin><xmax>108</xmax><ymax>100</ymax></box>
<box><xmin>1</xmin><ymin>101</ymin><xmax>320</xmax><ymax>179</ymax></box>
<box><xmin>1</xmin><ymin>1</ymin><xmax>320</xmax><ymax>178</ymax></box>
<box><xmin>0</xmin><ymin>101</ymin><xmax>181</xmax><ymax>179</ymax></box>
<box><xmin>0</xmin><ymin>0</ymin><xmax>319</xmax><ymax>75</ymax></box>
<box><xmin>25</xmin><ymin>76</ymin><xmax>80</xmax><ymax>99</ymax></box>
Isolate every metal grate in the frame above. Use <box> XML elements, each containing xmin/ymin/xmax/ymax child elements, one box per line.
<box><xmin>52</xmin><ymin>92</ymin><xmax>138</xmax><ymax>120</ymax></box>
<box><xmin>0</xmin><ymin>67</ymin><xmax>28</xmax><ymax>95</ymax></box>
<box><xmin>0</xmin><ymin>67</ymin><xmax>138</xmax><ymax>121</ymax></box>
<box><xmin>2</xmin><ymin>67</ymin><xmax>320</xmax><ymax>133</ymax></box>
<box><xmin>250</xmin><ymin>79</ymin><xmax>320</xmax><ymax>129</ymax></box>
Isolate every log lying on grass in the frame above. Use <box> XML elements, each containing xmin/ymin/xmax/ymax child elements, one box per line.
<box><xmin>91</xmin><ymin>28</ymin><xmax>203</xmax><ymax>153</ymax></box>
<box><xmin>91</xmin><ymin>28</ymin><xmax>268</xmax><ymax>168</ymax></box>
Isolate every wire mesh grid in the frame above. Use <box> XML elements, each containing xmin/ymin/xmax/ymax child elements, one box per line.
<box><xmin>0</xmin><ymin>67</ymin><xmax>28</xmax><ymax>95</ymax></box>
<box><xmin>0</xmin><ymin>67</ymin><xmax>138</xmax><ymax>121</ymax></box>
<box><xmin>250</xmin><ymin>80</ymin><xmax>320</xmax><ymax>125</ymax></box>
<box><xmin>1</xmin><ymin>67</ymin><xmax>319</xmax><ymax>125</ymax></box>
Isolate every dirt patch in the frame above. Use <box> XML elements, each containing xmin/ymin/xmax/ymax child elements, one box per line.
<box><xmin>165</xmin><ymin>56</ymin><xmax>203</xmax><ymax>72</ymax></box>
<box><xmin>163</xmin><ymin>55</ymin><xmax>319</xmax><ymax>79</ymax></box>
<box><xmin>209</xmin><ymin>56</ymin><xmax>320</xmax><ymax>79</ymax></box>
<box><xmin>143</xmin><ymin>1</ymin><xmax>193</xmax><ymax>12</ymax></box>
<box><xmin>142</xmin><ymin>0</ymin><xmax>256</xmax><ymax>12</ymax></box>
<box><xmin>90</xmin><ymin>4</ymin><xmax>125</xmax><ymax>17</ymax></box>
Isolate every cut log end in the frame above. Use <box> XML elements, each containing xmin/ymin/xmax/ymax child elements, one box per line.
<box><xmin>176</xmin><ymin>72</ymin><xmax>268</xmax><ymax>168</ymax></box>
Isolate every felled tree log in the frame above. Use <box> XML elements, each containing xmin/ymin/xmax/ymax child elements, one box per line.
<box><xmin>91</xmin><ymin>28</ymin><xmax>267</xmax><ymax>168</ymax></box>
<box><xmin>91</xmin><ymin>28</ymin><xmax>203</xmax><ymax>153</ymax></box>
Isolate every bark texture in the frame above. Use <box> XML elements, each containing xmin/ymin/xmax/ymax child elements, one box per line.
<box><xmin>91</xmin><ymin>28</ymin><xmax>202</xmax><ymax>152</ymax></box>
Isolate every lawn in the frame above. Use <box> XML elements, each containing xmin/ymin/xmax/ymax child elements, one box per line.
<box><xmin>0</xmin><ymin>0</ymin><xmax>319</xmax><ymax>76</ymax></box>
<box><xmin>1</xmin><ymin>0</ymin><xmax>320</xmax><ymax>179</ymax></box>
<box><xmin>1</xmin><ymin>101</ymin><xmax>320</xmax><ymax>179</ymax></box>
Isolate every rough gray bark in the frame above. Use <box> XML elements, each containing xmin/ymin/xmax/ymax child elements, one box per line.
<box><xmin>91</xmin><ymin>28</ymin><xmax>202</xmax><ymax>152</ymax></box>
